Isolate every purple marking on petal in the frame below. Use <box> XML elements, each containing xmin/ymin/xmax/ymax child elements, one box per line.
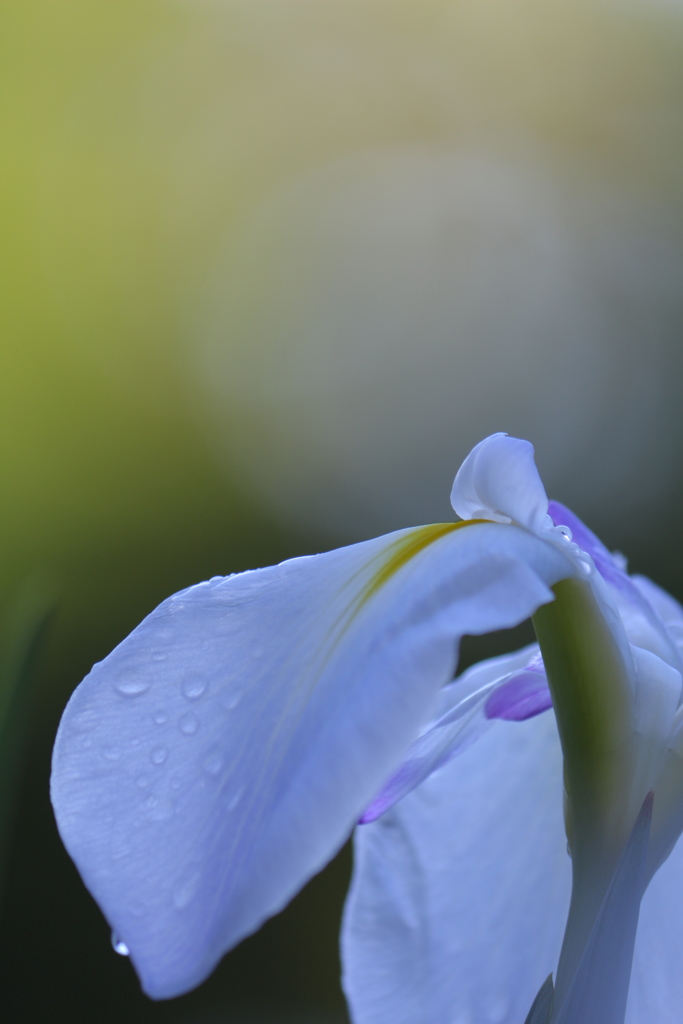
<box><xmin>359</xmin><ymin>762</ymin><xmax>420</xmax><ymax>824</ymax></box>
<box><xmin>484</xmin><ymin>671</ymin><xmax>553</xmax><ymax>721</ymax></box>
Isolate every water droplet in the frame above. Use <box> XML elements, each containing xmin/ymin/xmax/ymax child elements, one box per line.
<box><xmin>151</xmin><ymin>746</ymin><xmax>168</xmax><ymax>765</ymax></box>
<box><xmin>173</xmin><ymin>872</ymin><xmax>200</xmax><ymax>910</ymax></box>
<box><xmin>111</xmin><ymin>931</ymin><xmax>129</xmax><ymax>956</ymax></box>
<box><xmin>566</xmin><ymin>841</ymin><xmax>573</xmax><ymax>859</ymax></box>
<box><xmin>170</xmin><ymin>774</ymin><xmax>182</xmax><ymax>790</ymax></box>
<box><xmin>224</xmin><ymin>691</ymin><xmax>242</xmax><ymax>711</ymax></box>
<box><xmin>136</xmin><ymin>774</ymin><xmax>150</xmax><ymax>789</ymax></box>
<box><xmin>181</xmin><ymin>673</ymin><xmax>207</xmax><ymax>701</ymax></box>
<box><xmin>179</xmin><ymin>712</ymin><xmax>199</xmax><ymax>736</ymax></box>
<box><xmin>227</xmin><ymin>787</ymin><xmax>244</xmax><ymax>811</ymax></box>
<box><xmin>153</xmin><ymin>710</ymin><xmax>168</xmax><ymax>726</ymax></box>
<box><xmin>555</xmin><ymin>525</ymin><xmax>573</xmax><ymax>543</ymax></box>
<box><xmin>210</xmin><ymin>575</ymin><xmax>223</xmax><ymax>583</ymax></box>
<box><xmin>102</xmin><ymin>746</ymin><xmax>120</xmax><ymax>761</ymax></box>
<box><xmin>169</xmin><ymin>601</ymin><xmax>185</xmax><ymax>615</ymax></box>
<box><xmin>203</xmin><ymin>750</ymin><xmax>224</xmax><ymax>776</ymax></box>
<box><xmin>143</xmin><ymin>794</ymin><xmax>158</xmax><ymax>811</ymax></box>
<box><xmin>114</xmin><ymin>672</ymin><xmax>150</xmax><ymax>697</ymax></box>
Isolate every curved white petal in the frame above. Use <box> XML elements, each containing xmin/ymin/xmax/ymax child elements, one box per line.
<box><xmin>341</xmin><ymin>711</ymin><xmax>571</xmax><ymax>1024</ymax></box>
<box><xmin>626</xmin><ymin>831</ymin><xmax>683</xmax><ymax>1024</ymax></box>
<box><xmin>51</xmin><ymin>521</ymin><xmax>574</xmax><ymax>999</ymax></box>
<box><xmin>451</xmin><ymin>433</ymin><xmax>549</xmax><ymax>532</ymax></box>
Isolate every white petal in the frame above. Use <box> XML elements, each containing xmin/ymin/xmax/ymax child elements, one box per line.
<box><xmin>631</xmin><ymin>575</ymin><xmax>683</xmax><ymax>631</ymax></box>
<box><xmin>626</xmin><ymin>830</ymin><xmax>683</xmax><ymax>1024</ymax></box>
<box><xmin>51</xmin><ymin>521</ymin><xmax>574</xmax><ymax>999</ymax></box>
<box><xmin>601</xmin><ymin>572</ymin><xmax>683</xmax><ymax>675</ymax></box>
<box><xmin>631</xmin><ymin>574</ymin><xmax>683</xmax><ymax>652</ymax></box>
<box><xmin>341</xmin><ymin>711</ymin><xmax>571</xmax><ymax>1024</ymax></box>
<box><xmin>451</xmin><ymin>433</ymin><xmax>549</xmax><ymax>532</ymax></box>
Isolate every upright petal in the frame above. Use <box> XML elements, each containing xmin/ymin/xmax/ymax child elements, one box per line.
<box><xmin>52</xmin><ymin>520</ymin><xmax>574</xmax><ymax>998</ymax></box>
<box><xmin>451</xmin><ymin>433</ymin><xmax>549</xmax><ymax>532</ymax></box>
<box><xmin>342</xmin><ymin>711</ymin><xmax>571</xmax><ymax>1024</ymax></box>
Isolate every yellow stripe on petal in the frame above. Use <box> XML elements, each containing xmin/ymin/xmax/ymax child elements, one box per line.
<box><xmin>361</xmin><ymin>520</ymin><xmax>486</xmax><ymax>607</ymax></box>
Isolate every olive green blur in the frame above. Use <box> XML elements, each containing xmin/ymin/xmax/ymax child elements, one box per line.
<box><xmin>533</xmin><ymin>578</ymin><xmax>635</xmax><ymax>853</ymax></box>
<box><xmin>532</xmin><ymin>577</ymin><xmax>641</xmax><ymax>1006</ymax></box>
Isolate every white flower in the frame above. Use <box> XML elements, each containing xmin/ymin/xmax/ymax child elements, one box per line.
<box><xmin>50</xmin><ymin>435</ymin><xmax>683</xmax><ymax>1023</ymax></box>
<box><xmin>344</xmin><ymin>437</ymin><xmax>683</xmax><ymax>1024</ymax></box>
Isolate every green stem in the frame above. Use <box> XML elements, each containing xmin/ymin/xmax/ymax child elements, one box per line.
<box><xmin>532</xmin><ymin>577</ymin><xmax>637</xmax><ymax>1009</ymax></box>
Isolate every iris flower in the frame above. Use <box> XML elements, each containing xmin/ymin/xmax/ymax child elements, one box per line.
<box><xmin>51</xmin><ymin>435</ymin><xmax>683</xmax><ymax>1023</ymax></box>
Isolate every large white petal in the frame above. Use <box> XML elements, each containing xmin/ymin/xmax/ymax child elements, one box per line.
<box><xmin>51</xmin><ymin>520</ymin><xmax>573</xmax><ymax>999</ymax></box>
<box><xmin>341</xmin><ymin>710</ymin><xmax>571</xmax><ymax>1024</ymax></box>
<box><xmin>626</xmin><ymin>830</ymin><xmax>683</xmax><ymax>1024</ymax></box>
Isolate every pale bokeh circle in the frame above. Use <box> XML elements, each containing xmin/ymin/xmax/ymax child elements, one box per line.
<box><xmin>192</xmin><ymin>145</ymin><xmax>683</xmax><ymax>542</ymax></box>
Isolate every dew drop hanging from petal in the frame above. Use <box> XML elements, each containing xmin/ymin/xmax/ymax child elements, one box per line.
<box><xmin>111</xmin><ymin>931</ymin><xmax>130</xmax><ymax>956</ymax></box>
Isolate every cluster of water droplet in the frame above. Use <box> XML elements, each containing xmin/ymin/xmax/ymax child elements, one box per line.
<box><xmin>93</xmin><ymin>614</ymin><xmax>255</xmax><ymax>881</ymax></box>
<box><xmin>541</xmin><ymin>515</ymin><xmax>593</xmax><ymax>577</ymax></box>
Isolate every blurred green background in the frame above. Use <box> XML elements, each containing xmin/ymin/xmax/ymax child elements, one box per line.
<box><xmin>2</xmin><ymin>0</ymin><xmax>683</xmax><ymax>1020</ymax></box>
